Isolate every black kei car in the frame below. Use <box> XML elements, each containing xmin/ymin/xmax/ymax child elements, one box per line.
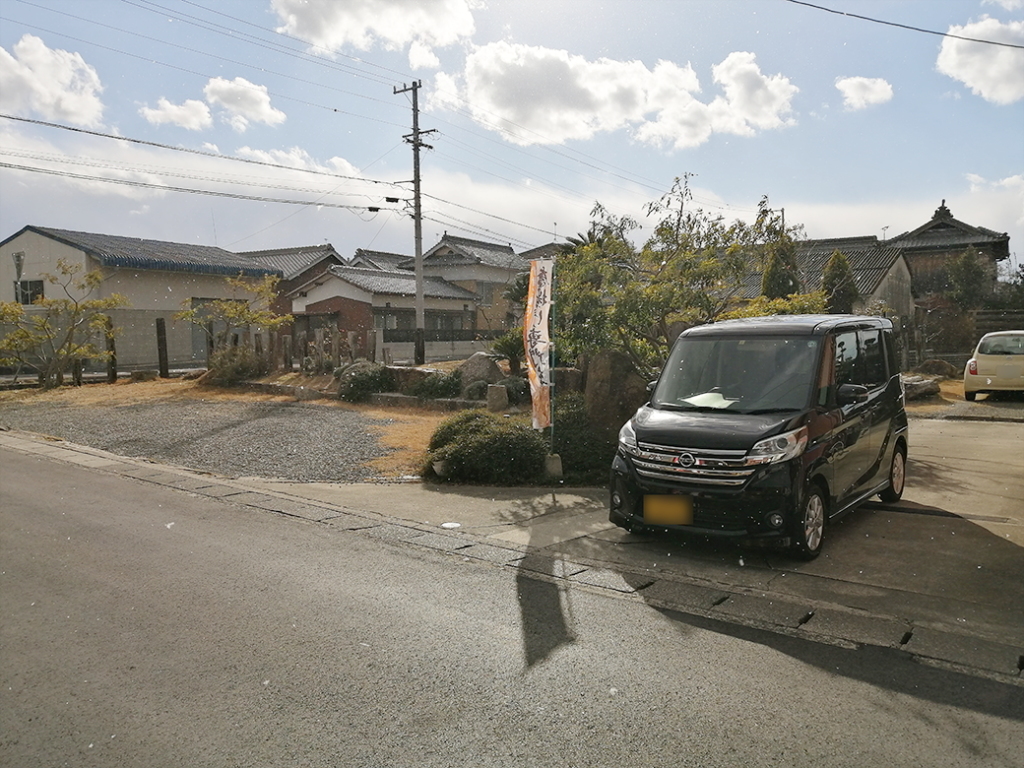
<box><xmin>609</xmin><ymin>315</ymin><xmax>909</xmax><ymax>559</ymax></box>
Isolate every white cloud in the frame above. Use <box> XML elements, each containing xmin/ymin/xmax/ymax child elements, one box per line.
<box><xmin>409</xmin><ymin>40</ymin><xmax>441</xmax><ymax>70</ymax></box>
<box><xmin>936</xmin><ymin>17</ymin><xmax>1024</xmax><ymax>104</ymax></box>
<box><xmin>452</xmin><ymin>43</ymin><xmax>797</xmax><ymax>150</ymax></box>
<box><xmin>0</xmin><ymin>34</ymin><xmax>104</xmax><ymax>127</ymax></box>
<box><xmin>272</xmin><ymin>0</ymin><xmax>474</xmax><ymax>69</ymax></box>
<box><xmin>139</xmin><ymin>98</ymin><xmax>212</xmax><ymax>130</ymax></box>
<box><xmin>835</xmin><ymin>76</ymin><xmax>894</xmax><ymax>110</ymax></box>
<box><xmin>982</xmin><ymin>0</ymin><xmax>1023</xmax><ymax>10</ymax></box>
<box><xmin>203</xmin><ymin>77</ymin><xmax>286</xmax><ymax>133</ymax></box>
<box><xmin>706</xmin><ymin>51</ymin><xmax>799</xmax><ymax>137</ymax></box>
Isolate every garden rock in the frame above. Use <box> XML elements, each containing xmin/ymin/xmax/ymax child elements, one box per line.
<box><xmin>554</xmin><ymin>367</ymin><xmax>584</xmax><ymax>392</ymax></box>
<box><xmin>585</xmin><ymin>350</ymin><xmax>649</xmax><ymax>439</ymax></box>
<box><xmin>457</xmin><ymin>352</ymin><xmax>503</xmax><ymax>394</ymax></box>
<box><xmin>487</xmin><ymin>384</ymin><xmax>509</xmax><ymax>412</ymax></box>
<box><xmin>913</xmin><ymin>359</ymin><xmax>959</xmax><ymax>378</ymax></box>
<box><xmin>901</xmin><ymin>374</ymin><xmax>941</xmax><ymax>400</ymax></box>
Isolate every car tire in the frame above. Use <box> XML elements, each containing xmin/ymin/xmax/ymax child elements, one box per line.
<box><xmin>879</xmin><ymin>445</ymin><xmax>906</xmax><ymax>503</ymax></box>
<box><xmin>964</xmin><ymin>391</ymin><xmax>977</xmax><ymax>401</ymax></box>
<box><xmin>792</xmin><ymin>486</ymin><xmax>826</xmax><ymax>560</ymax></box>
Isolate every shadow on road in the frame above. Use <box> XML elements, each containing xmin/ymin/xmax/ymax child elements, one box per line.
<box><xmin>515</xmin><ymin>552</ymin><xmax>577</xmax><ymax>668</ymax></box>
<box><xmin>658</xmin><ymin>606</ymin><xmax>1024</xmax><ymax>724</ymax></box>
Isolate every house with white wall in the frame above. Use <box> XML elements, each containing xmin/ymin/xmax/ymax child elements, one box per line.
<box><xmin>0</xmin><ymin>225</ymin><xmax>280</xmax><ymax>371</ymax></box>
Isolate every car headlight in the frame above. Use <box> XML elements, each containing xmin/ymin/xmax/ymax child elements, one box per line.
<box><xmin>618</xmin><ymin>420</ymin><xmax>640</xmax><ymax>457</ymax></box>
<box><xmin>747</xmin><ymin>426</ymin><xmax>808</xmax><ymax>465</ymax></box>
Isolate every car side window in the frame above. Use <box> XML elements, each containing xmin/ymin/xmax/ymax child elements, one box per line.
<box><xmin>859</xmin><ymin>330</ymin><xmax>885</xmax><ymax>388</ymax></box>
<box><xmin>835</xmin><ymin>330</ymin><xmax>859</xmax><ymax>388</ymax></box>
<box><xmin>817</xmin><ymin>335</ymin><xmax>834</xmax><ymax>406</ymax></box>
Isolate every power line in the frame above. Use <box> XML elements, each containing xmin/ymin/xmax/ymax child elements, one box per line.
<box><xmin>423</xmin><ymin>213</ymin><xmax>534</xmax><ymax>251</ymax></box>
<box><xmin>423</xmin><ymin>193</ymin><xmax>557</xmax><ymax>238</ymax></box>
<box><xmin>176</xmin><ymin>0</ymin><xmax>411</xmax><ymax>84</ymax></box>
<box><xmin>0</xmin><ymin>148</ymin><xmax>392</xmax><ymax>200</ymax></box>
<box><xmin>784</xmin><ymin>0</ymin><xmax>1024</xmax><ymax>49</ymax></box>
<box><xmin>0</xmin><ymin>13</ymin><xmax>409</xmax><ymax>130</ymax></box>
<box><xmin>0</xmin><ymin>161</ymin><xmax>399</xmax><ymax>213</ymax></box>
<box><xmin>126</xmin><ymin>0</ymin><xmax>674</xmax><ymax>197</ymax></box>
<box><xmin>0</xmin><ymin>114</ymin><xmax>404</xmax><ymax>188</ymax></box>
<box><xmin>12</xmin><ymin>0</ymin><xmax>402</xmax><ymax>111</ymax></box>
<box><xmin>9</xmin><ymin>0</ymin><xmax>671</xmax><ymax>204</ymax></box>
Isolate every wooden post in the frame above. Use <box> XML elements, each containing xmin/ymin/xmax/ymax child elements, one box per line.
<box><xmin>155</xmin><ymin>317</ymin><xmax>170</xmax><ymax>378</ymax></box>
<box><xmin>205</xmin><ymin>321</ymin><xmax>214</xmax><ymax>365</ymax></box>
<box><xmin>105</xmin><ymin>315</ymin><xmax>117</xmax><ymax>383</ymax></box>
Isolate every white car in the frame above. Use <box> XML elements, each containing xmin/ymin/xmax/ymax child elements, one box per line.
<box><xmin>963</xmin><ymin>331</ymin><xmax>1024</xmax><ymax>401</ymax></box>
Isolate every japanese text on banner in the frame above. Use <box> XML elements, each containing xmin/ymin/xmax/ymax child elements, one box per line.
<box><xmin>524</xmin><ymin>259</ymin><xmax>553</xmax><ymax>429</ymax></box>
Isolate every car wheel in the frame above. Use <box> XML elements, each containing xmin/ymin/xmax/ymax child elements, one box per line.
<box><xmin>792</xmin><ymin>486</ymin><xmax>825</xmax><ymax>560</ymax></box>
<box><xmin>879</xmin><ymin>446</ymin><xmax>906</xmax><ymax>503</ymax></box>
<box><xmin>964</xmin><ymin>391</ymin><xmax>977</xmax><ymax>401</ymax></box>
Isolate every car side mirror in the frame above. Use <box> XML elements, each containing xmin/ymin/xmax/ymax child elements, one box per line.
<box><xmin>647</xmin><ymin>380</ymin><xmax>658</xmax><ymax>394</ymax></box>
<box><xmin>837</xmin><ymin>383</ymin><xmax>869</xmax><ymax>406</ymax></box>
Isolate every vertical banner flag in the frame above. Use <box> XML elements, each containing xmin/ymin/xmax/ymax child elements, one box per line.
<box><xmin>524</xmin><ymin>259</ymin><xmax>553</xmax><ymax>430</ymax></box>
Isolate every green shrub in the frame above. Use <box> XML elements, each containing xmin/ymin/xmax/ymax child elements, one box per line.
<box><xmin>406</xmin><ymin>369</ymin><xmax>462</xmax><ymax>399</ymax></box>
<box><xmin>425</xmin><ymin>410</ymin><xmax>547</xmax><ymax>484</ymax></box>
<box><xmin>337</xmin><ymin>364</ymin><xmax>395</xmax><ymax>402</ymax></box>
<box><xmin>551</xmin><ymin>392</ymin><xmax>617</xmax><ymax>484</ymax></box>
<box><xmin>205</xmin><ymin>346</ymin><xmax>271</xmax><ymax>386</ymax></box>
<box><xmin>498</xmin><ymin>376</ymin><xmax>530</xmax><ymax>405</ymax></box>
<box><xmin>428</xmin><ymin>409</ymin><xmax>494</xmax><ymax>451</ymax></box>
<box><xmin>464</xmin><ymin>379</ymin><xmax>489</xmax><ymax>400</ymax></box>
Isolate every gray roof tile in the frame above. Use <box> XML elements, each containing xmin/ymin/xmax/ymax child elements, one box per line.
<box><xmin>737</xmin><ymin>238</ymin><xmax>902</xmax><ymax>299</ymax></box>
<box><xmin>23</xmin><ymin>226</ymin><xmax>279</xmax><ymax>277</ymax></box>
<box><xmin>326</xmin><ymin>265</ymin><xmax>478</xmax><ymax>300</ymax></box>
<box><xmin>424</xmin><ymin>234</ymin><xmax>530</xmax><ymax>271</ymax></box>
<box><xmin>238</xmin><ymin>244</ymin><xmax>343</xmax><ymax>280</ymax></box>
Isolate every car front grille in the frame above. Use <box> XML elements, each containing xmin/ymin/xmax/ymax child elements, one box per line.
<box><xmin>631</xmin><ymin>441</ymin><xmax>755</xmax><ymax>487</ymax></box>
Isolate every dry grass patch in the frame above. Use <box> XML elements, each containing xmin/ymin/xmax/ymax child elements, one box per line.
<box><xmin>0</xmin><ymin>378</ymin><xmax>296</xmax><ymax>407</ymax></box>
<box><xmin>359</xmin><ymin>405</ymin><xmax>447</xmax><ymax>479</ymax></box>
<box><xmin>904</xmin><ymin>377</ymin><xmax>965</xmax><ymax>415</ymax></box>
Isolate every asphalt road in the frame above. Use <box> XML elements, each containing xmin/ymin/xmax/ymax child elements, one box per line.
<box><xmin>2</xmin><ymin>449</ymin><xmax>1023</xmax><ymax>768</ymax></box>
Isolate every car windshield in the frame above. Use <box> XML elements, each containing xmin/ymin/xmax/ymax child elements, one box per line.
<box><xmin>978</xmin><ymin>334</ymin><xmax>1024</xmax><ymax>355</ymax></box>
<box><xmin>653</xmin><ymin>335</ymin><xmax>820</xmax><ymax>413</ymax></box>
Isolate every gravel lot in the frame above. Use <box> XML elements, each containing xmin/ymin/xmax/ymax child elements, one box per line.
<box><xmin>0</xmin><ymin>398</ymin><xmax>394</xmax><ymax>482</ymax></box>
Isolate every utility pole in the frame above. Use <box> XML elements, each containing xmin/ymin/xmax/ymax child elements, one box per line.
<box><xmin>394</xmin><ymin>80</ymin><xmax>435</xmax><ymax>365</ymax></box>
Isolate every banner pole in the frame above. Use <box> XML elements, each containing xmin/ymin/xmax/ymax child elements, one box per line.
<box><xmin>549</xmin><ymin>260</ymin><xmax>555</xmax><ymax>455</ymax></box>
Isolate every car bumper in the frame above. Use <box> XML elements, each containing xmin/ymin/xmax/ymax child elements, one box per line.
<box><xmin>609</xmin><ymin>453</ymin><xmax>801</xmax><ymax>541</ymax></box>
<box><xmin>964</xmin><ymin>375</ymin><xmax>1024</xmax><ymax>393</ymax></box>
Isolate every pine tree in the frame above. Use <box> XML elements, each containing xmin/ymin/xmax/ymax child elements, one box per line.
<box><xmin>822</xmin><ymin>250</ymin><xmax>859</xmax><ymax>313</ymax></box>
<box><xmin>761</xmin><ymin>236</ymin><xmax>801</xmax><ymax>299</ymax></box>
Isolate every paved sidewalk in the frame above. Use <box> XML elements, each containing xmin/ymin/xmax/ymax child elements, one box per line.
<box><xmin>2</xmin><ymin>427</ymin><xmax>1022</xmax><ymax>685</ymax></box>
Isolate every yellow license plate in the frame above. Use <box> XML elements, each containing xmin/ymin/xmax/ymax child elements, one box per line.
<box><xmin>643</xmin><ymin>495</ymin><xmax>693</xmax><ymax>526</ymax></box>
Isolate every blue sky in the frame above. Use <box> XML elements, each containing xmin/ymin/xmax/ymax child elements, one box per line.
<box><xmin>1</xmin><ymin>0</ymin><xmax>1022</xmax><ymax>271</ymax></box>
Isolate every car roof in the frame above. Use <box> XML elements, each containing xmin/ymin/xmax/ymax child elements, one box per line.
<box><xmin>682</xmin><ymin>314</ymin><xmax>892</xmax><ymax>338</ymax></box>
<box><xmin>980</xmin><ymin>330</ymin><xmax>1024</xmax><ymax>338</ymax></box>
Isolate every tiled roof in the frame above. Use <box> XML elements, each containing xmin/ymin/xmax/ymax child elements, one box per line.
<box><xmin>888</xmin><ymin>202</ymin><xmax>1010</xmax><ymax>258</ymax></box>
<box><xmin>520</xmin><ymin>243</ymin><xmax>560</xmax><ymax>261</ymax></box>
<box><xmin>424</xmin><ymin>234</ymin><xmax>530</xmax><ymax>271</ymax></box>
<box><xmin>238</xmin><ymin>244</ymin><xmax>343</xmax><ymax>280</ymax></box>
<box><xmin>350</xmin><ymin>248</ymin><xmax>412</xmax><ymax>271</ymax></box>
<box><xmin>736</xmin><ymin>237</ymin><xmax>903</xmax><ymax>299</ymax></box>
<box><xmin>326</xmin><ymin>265</ymin><xmax>478</xmax><ymax>300</ymax></box>
<box><xmin>19</xmin><ymin>226</ymin><xmax>279</xmax><ymax>277</ymax></box>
